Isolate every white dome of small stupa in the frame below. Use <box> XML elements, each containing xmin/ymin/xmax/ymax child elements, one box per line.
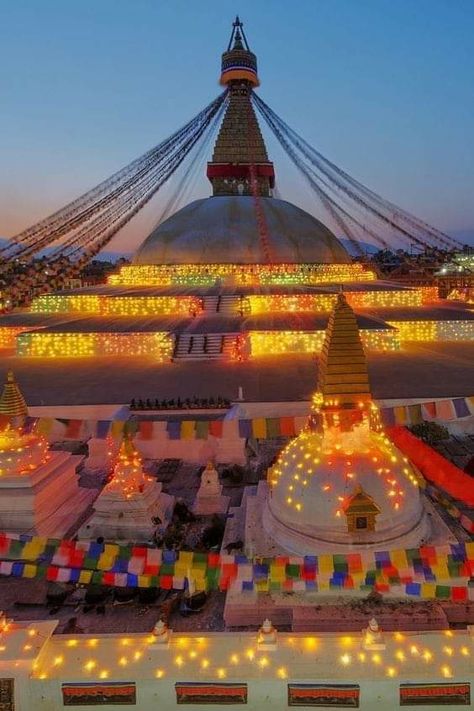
<box><xmin>263</xmin><ymin>293</ymin><xmax>430</xmax><ymax>553</ymax></box>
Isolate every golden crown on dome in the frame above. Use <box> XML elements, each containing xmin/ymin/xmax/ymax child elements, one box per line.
<box><xmin>0</xmin><ymin>370</ymin><xmax>28</xmax><ymax>419</ymax></box>
<box><xmin>220</xmin><ymin>16</ymin><xmax>259</xmax><ymax>87</ymax></box>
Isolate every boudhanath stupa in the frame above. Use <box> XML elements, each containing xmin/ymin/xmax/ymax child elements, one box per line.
<box><xmin>79</xmin><ymin>435</ymin><xmax>174</xmax><ymax>541</ymax></box>
<box><xmin>240</xmin><ymin>294</ymin><xmax>439</xmax><ymax>555</ymax></box>
<box><xmin>0</xmin><ymin>371</ymin><xmax>91</xmax><ymax>536</ymax></box>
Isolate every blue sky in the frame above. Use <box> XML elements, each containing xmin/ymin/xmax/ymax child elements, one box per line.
<box><xmin>1</xmin><ymin>0</ymin><xmax>473</xmax><ymax>252</ymax></box>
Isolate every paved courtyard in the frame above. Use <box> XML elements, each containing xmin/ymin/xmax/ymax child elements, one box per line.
<box><xmin>2</xmin><ymin>341</ymin><xmax>474</xmax><ymax>406</ymax></box>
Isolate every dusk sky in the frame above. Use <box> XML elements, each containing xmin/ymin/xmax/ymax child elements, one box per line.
<box><xmin>1</xmin><ymin>0</ymin><xmax>473</xmax><ymax>252</ymax></box>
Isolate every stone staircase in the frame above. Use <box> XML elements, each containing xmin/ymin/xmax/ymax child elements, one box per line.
<box><xmin>173</xmin><ymin>333</ymin><xmax>238</xmax><ymax>360</ymax></box>
<box><xmin>221</xmin><ymin>485</ymin><xmax>258</xmax><ymax>553</ymax></box>
<box><xmin>202</xmin><ymin>295</ymin><xmax>220</xmax><ymax>313</ymax></box>
<box><xmin>202</xmin><ymin>294</ymin><xmax>248</xmax><ymax>315</ymax></box>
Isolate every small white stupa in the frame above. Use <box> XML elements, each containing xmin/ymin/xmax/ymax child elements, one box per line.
<box><xmin>193</xmin><ymin>460</ymin><xmax>229</xmax><ymax>515</ymax></box>
<box><xmin>0</xmin><ymin>370</ymin><xmax>89</xmax><ymax>536</ymax></box>
<box><xmin>263</xmin><ymin>294</ymin><xmax>430</xmax><ymax>553</ymax></box>
<box><xmin>79</xmin><ymin>435</ymin><xmax>174</xmax><ymax>540</ymax></box>
<box><xmin>362</xmin><ymin>617</ymin><xmax>385</xmax><ymax>650</ymax></box>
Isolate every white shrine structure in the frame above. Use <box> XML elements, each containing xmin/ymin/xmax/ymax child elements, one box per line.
<box><xmin>193</xmin><ymin>460</ymin><xmax>230</xmax><ymax>515</ymax></box>
<box><xmin>79</xmin><ymin>435</ymin><xmax>174</xmax><ymax>540</ymax></box>
<box><xmin>0</xmin><ymin>371</ymin><xmax>91</xmax><ymax>536</ymax></box>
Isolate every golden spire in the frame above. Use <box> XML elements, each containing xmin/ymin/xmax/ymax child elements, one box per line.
<box><xmin>0</xmin><ymin>370</ymin><xmax>28</xmax><ymax>419</ymax></box>
<box><xmin>207</xmin><ymin>17</ymin><xmax>275</xmax><ymax>197</ymax></box>
<box><xmin>317</xmin><ymin>292</ymin><xmax>371</xmax><ymax>406</ymax></box>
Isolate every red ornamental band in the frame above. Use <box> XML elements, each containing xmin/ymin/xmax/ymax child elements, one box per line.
<box><xmin>400</xmin><ymin>683</ymin><xmax>470</xmax><ymax>705</ymax></box>
<box><xmin>207</xmin><ymin>163</ymin><xmax>275</xmax><ymax>185</ymax></box>
<box><xmin>62</xmin><ymin>682</ymin><xmax>136</xmax><ymax>704</ymax></box>
<box><xmin>288</xmin><ymin>684</ymin><xmax>360</xmax><ymax>707</ymax></box>
<box><xmin>175</xmin><ymin>682</ymin><xmax>248</xmax><ymax>704</ymax></box>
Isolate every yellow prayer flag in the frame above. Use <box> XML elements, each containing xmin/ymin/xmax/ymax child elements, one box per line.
<box><xmin>97</xmin><ymin>555</ymin><xmax>115</xmax><ymax>571</ymax></box>
<box><xmin>178</xmin><ymin>551</ymin><xmax>194</xmax><ymax>565</ymax></box>
<box><xmin>191</xmin><ymin>567</ymin><xmax>206</xmax><ymax>581</ymax></box>
<box><xmin>319</xmin><ymin>555</ymin><xmax>333</xmax><ymax>574</ymax></box>
<box><xmin>79</xmin><ymin>570</ymin><xmax>93</xmax><ymax>584</ymax></box>
<box><xmin>256</xmin><ymin>579</ymin><xmax>269</xmax><ymax>592</ymax></box>
<box><xmin>110</xmin><ymin>421</ymin><xmax>124</xmax><ymax>439</ymax></box>
<box><xmin>181</xmin><ymin>420</ymin><xmax>195</xmax><ymax>439</ymax></box>
<box><xmin>22</xmin><ymin>542</ymin><xmax>43</xmax><ymax>560</ymax></box>
<box><xmin>390</xmin><ymin>550</ymin><xmax>408</xmax><ymax>569</ymax></box>
<box><xmin>36</xmin><ymin>417</ymin><xmax>54</xmax><ymax>435</ymax></box>
<box><xmin>252</xmin><ymin>418</ymin><xmax>267</xmax><ymax>439</ymax></box>
<box><xmin>421</xmin><ymin>583</ymin><xmax>436</xmax><ymax>599</ymax></box>
<box><xmin>270</xmin><ymin>565</ymin><xmax>286</xmax><ymax>582</ymax></box>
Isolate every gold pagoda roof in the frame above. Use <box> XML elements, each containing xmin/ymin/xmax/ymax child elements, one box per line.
<box><xmin>0</xmin><ymin>370</ymin><xmax>28</xmax><ymax>419</ymax></box>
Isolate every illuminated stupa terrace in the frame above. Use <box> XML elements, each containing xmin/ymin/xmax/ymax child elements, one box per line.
<box><xmin>0</xmin><ymin>425</ymin><xmax>50</xmax><ymax>477</ymax></box>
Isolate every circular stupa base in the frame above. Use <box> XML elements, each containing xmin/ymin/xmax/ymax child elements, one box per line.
<box><xmin>262</xmin><ymin>500</ymin><xmax>431</xmax><ymax>555</ymax></box>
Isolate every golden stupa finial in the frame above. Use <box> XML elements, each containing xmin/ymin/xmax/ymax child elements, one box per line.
<box><xmin>0</xmin><ymin>370</ymin><xmax>28</xmax><ymax>419</ymax></box>
<box><xmin>317</xmin><ymin>292</ymin><xmax>371</xmax><ymax>407</ymax></box>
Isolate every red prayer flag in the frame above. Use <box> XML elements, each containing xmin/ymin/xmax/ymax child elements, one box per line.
<box><xmin>139</xmin><ymin>421</ymin><xmax>153</xmax><ymax>440</ymax></box>
<box><xmin>159</xmin><ymin>575</ymin><xmax>173</xmax><ymax>590</ymax></box>
<box><xmin>46</xmin><ymin>566</ymin><xmax>59</xmax><ymax>581</ymax></box>
<box><xmin>451</xmin><ymin>586</ymin><xmax>467</xmax><ymax>602</ymax></box>
<box><xmin>280</xmin><ymin>417</ymin><xmax>296</xmax><ymax>436</ymax></box>
<box><xmin>209</xmin><ymin>420</ymin><xmax>223</xmax><ymax>438</ymax></box>
<box><xmin>207</xmin><ymin>553</ymin><xmax>220</xmax><ymax>568</ymax></box>
<box><xmin>132</xmin><ymin>546</ymin><xmax>147</xmax><ymax>557</ymax></box>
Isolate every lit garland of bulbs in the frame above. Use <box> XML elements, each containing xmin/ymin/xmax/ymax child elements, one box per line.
<box><xmin>27</xmin><ymin>629</ymin><xmax>472</xmax><ymax>688</ymax></box>
<box><xmin>28</xmin><ymin>288</ymin><xmax>437</xmax><ymax>319</ymax></box>
<box><xmin>0</xmin><ymin>326</ymin><xmax>31</xmax><ymax>350</ymax></box>
<box><xmin>106</xmin><ymin>439</ymin><xmax>151</xmax><ymax>500</ymax></box>
<box><xmin>108</xmin><ymin>263</ymin><xmax>376</xmax><ymax>287</ymax></box>
<box><xmin>11</xmin><ymin>321</ymin><xmax>474</xmax><ymax>360</ymax></box>
<box><xmin>248</xmin><ymin>329</ymin><xmax>400</xmax><ymax>356</ymax></box>
<box><xmin>388</xmin><ymin>320</ymin><xmax>474</xmax><ymax>342</ymax></box>
<box><xmin>16</xmin><ymin>332</ymin><xmax>174</xmax><ymax>359</ymax></box>
<box><xmin>0</xmin><ymin>425</ymin><xmax>51</xmax><ymax>477</ymax></box>
<box><xmin>269</xmin><ymin>395</ymin><xmax>423</xmax><ymax>518</ymax></box>
<box><xmin>30</xmin><ymin>294</ymin><xmax>203</xmax><ymax>318</ymax></box>
<box><xmin>248</xmin><ymin>287</ymin><xmax>437</xmax><ymax>314</ymax></box>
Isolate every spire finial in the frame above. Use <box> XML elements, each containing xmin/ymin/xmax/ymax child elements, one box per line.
<box><xmin>227</xmin><ymin>15</ymin><xmax>251</xmax><ymax>52</ymax></box>
<box><xmin>233</xmin><ymin>27</ymin><xmax>243</xmax><ymax>50</ymax></box>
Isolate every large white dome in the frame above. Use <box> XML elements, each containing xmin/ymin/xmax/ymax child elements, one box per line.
<box><xmin>134</xmin><ymin>196</ymin><xmax>350</xmax><ymax>265</ymax></box>
<box><xmin>263</xmin><ymin>423</ymin><xmax>430</xmax><ymax>554</ymax></box>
